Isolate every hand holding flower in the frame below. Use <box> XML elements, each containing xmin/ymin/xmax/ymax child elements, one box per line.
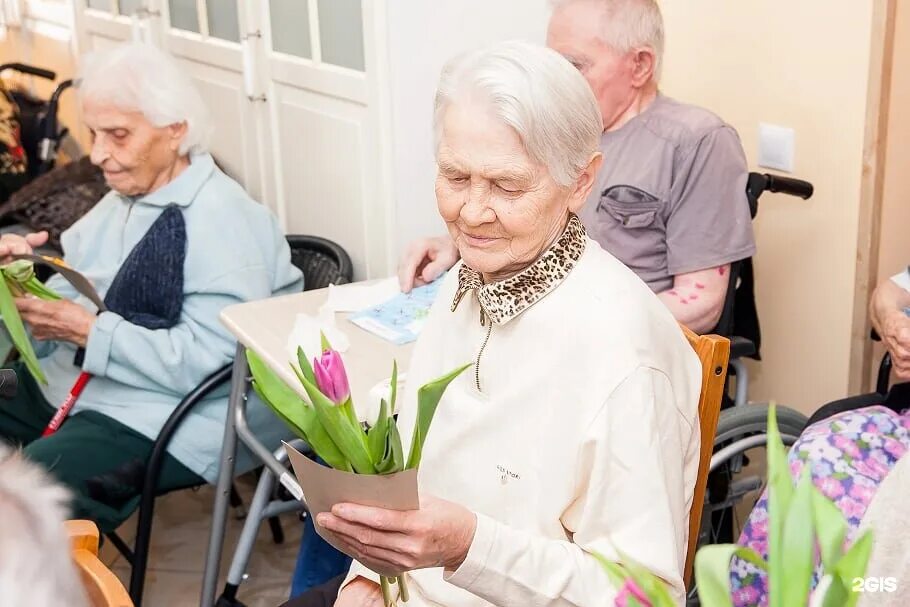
<box><xmin>249</xmin><ymin>333</ymin><xmax>472</xmax><ymax>607</ymax></box>
<box><xmin>334</xmin><ymin>577</ymin><xmax>384</xmax><ymax>607</ymax></box>
<box><xmin>317</xmin><ymin>494</ymin><xmax>477</xmax><ymax>578</ymax></box>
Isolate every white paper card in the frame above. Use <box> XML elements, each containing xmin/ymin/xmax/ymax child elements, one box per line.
<box><xmin>286</xmin><ymin>312</ymin><xmax>350</xmax><ymax>364</ymax></box>
<box><xmin>321</xmin><ymin>278</ymin><xmax>401</xmax><ymax>314</ymax></box>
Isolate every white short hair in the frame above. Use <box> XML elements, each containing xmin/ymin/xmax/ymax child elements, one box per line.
<box><xmin>550</xmin><ymin>0</ymin><xmax>665</xmax><ymax>80</ymax></box>
<box><xmin>434</xmin><ymin>41</ymin><xmax>603</xmax><ymax>188</ymax></box>
<box><xmin>0</xmin><ymin>447</ymin><xmax>88</xmax><ymax>607</ymax></box>
<box><xmin>77</xmin><ymin>43</ymin><xmax>212</xmax><ymax>156</ymax></box>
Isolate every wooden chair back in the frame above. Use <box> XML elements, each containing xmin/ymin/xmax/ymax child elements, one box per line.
<box><xmin>67</xmin><ymin>520</ymin><xmax>133</xmax><ymax>607</ymax></box>
<box><xmin>681</xmin><ymin>326</ymin><xmax>730</xmax><ymax>586</ymax></box>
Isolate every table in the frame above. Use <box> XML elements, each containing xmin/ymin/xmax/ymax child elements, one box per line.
<box><xmin>221</xmin><ymin>288</ymin><xmax>413</xmax><ymax>407</ymax></box>
<box><xmin>200</xmin><ymin>284</ymin><xmax>413</xmax><ymax>607</ymax></box>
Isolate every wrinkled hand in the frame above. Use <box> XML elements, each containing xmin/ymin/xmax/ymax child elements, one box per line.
<box><xmin>882</xmin><ymin>309</ymin><xmax>910</xmax><ymax>380</ymax></box>
<box><xmin>0</xmin><ymin>231</ymin><xmax>48</xmax><ymax>265</ymax></box>
<box><xmin>318</xmin><ymin>495</ymin><xmax>477</xmax><ymax>577</ymax></box>
<box><xmin>397</xmin><ymin>235</ymin><xmax>459</xmax><ymax>293</ymax></box>
<box><xmin>16</xmin><ymin>298</ymin><xmax>95</xmax><ymax>348</ymax></box>
<box><xmin>333</xmin><ymin>577</ymin><xmax>384</xmax><ymax>607</ymax></box>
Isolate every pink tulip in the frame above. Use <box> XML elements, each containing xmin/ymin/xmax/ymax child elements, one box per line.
<box><xmin>313</xmin><ymin>350</ymin><xmax>351</xmax><ymax>405</ymax></box>
<box><xmin>614</xmin><ymin>579</ymin><xmax>652</xmax><ymax>607</ymax></box>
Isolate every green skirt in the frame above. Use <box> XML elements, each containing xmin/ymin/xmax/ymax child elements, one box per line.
<box><xmin>0</xmin><ymin>361</ymin><xmax>203</xmax><ymax>532</ymax></box>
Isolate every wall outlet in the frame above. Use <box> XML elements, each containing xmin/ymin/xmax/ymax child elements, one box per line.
<box><xmin>758</xmin><ymin>123</ymin><xmax>795</xmax><ymax>173</ymax></box>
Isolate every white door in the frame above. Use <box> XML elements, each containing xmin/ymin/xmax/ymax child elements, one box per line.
<box><xmin>76</xmin><ymin>1</ymin><xmax>132</xmax><ymax>49</ymax></box>
<box><xmin>72</xmin><ymin>0</ymin><xmax>393</xmax><ymax>280</ymax></box>
<box><xmin>159</xmin><ymin>0</ymin><xmax>266</xmax><ymax>203</ymax></box>
<box><xmin>256</xmin><ymin>0</ymin><xmax>393</xmax><ymax>279</ymax></box>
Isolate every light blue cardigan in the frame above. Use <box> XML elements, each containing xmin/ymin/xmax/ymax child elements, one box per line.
<box><xmin>36</xmin><ymin>153</ymin><xmax>303</xmax><ymax>482</ymax></box>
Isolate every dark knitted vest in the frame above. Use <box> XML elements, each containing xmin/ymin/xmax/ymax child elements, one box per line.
<box><xmin>104</xmin><ymin>205</ymin><xmax>186</xmax><ymax>329</ymax></box>
<box><xmin>74</xmin><ymin>205</ymin><xmax>186</xmax><ymax>366</ymax></box>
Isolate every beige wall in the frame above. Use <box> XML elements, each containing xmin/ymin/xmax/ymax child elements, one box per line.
<box><xmin>1</xmin><ymin>24</ymin><xmax>87</xmax><ymax>151</ymax></box>
<box><xmin>660</xmin><ymin>0</ymin><xmax>876</xmax><ymax>414</ymax></box>
<box><xmin>871</xmin><ymin>0</ymin><xmax>910</xmax><ymax>385</ymax></box>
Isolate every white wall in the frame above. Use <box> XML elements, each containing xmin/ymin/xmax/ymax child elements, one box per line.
<box><xmin>384</xmin><ymin>0</ymin><xmax>550</xmax><ymax>252</ymax></box>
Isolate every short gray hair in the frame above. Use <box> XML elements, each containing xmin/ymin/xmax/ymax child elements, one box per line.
<box><xmin>77</xmin><ymin>42</ymin><xmax>212</xmax><ymax>156</ymax></box>
<box><xmin>434</xmin><ymin>41</ymin><xmax>603</xmax><ymax>188</ymax></box>
<box><xmin>550</xmin><ymin>0</ymin><xmax>665</xmax><ymax>80</ymax></box>
<box><xmin>0</xmin><ymin>447</ymin><xmax>88</xmax><ymax>606</ymax></box>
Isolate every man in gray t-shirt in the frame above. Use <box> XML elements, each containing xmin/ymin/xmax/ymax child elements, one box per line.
<box><xmin>581</xmin><ymin>94</ymin><xmax>755</xmax><ymax>295</ymax></box>
<box><xmin>398</xmin><ymin>0</ymin><xmax>755</xmax><ymax>334</ymax></box>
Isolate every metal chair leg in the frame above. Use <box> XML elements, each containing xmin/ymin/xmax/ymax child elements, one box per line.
<box><xmin>201</xmin><ymin>351</ymin><xmax>247</xmax><ymax>607</ymax></box>
<box><xmin>267</xmin><ymin>516</ymin><xmax>284</xmax><ymax>544</ymax></box>
<box><xmin>214</xmin><ymin>441</ymin><xmax>307</xmax><ymax>604</ymax></box>
<box><xmin>215</xmin><ymin>463</ymin><xmax>278</xmax><ymax>605</ymax></box>
<box><xmin>230</xmin><ymin>483</ymin><xmax>247</xmax><ymax>519</ymax></box>
<box><xmin>104</xmin><ymin>532</ymin><xmax>135</xmax><ymax>566</ymax></box>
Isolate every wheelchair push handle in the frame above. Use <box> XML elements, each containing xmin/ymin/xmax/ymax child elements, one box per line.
<box><xmin>0</xmin><ymin>63</ymin><xmax>56</xmax><ymax>81</ymax></box>
<box><xmin>746</xmin><ymin>172</ymin><xmax>814</xmax><ymax>217</ymax></box>
<box><xmin>762</xmin><ymin>173</ymin><xmax>814</xmax><ymax>199</ymax></box>
<box><xmin>42</xmin><ymin>79</ymin><xmax>74</xmax><ymax>140</ymax></box>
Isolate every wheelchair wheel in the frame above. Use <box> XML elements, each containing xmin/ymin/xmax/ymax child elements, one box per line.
<box><xmin>686</xmin><ymin>403</ymin><xmax>808</xmax><ymax>606</ymax></box>
<box><xmin>712</xmin><ymin>403</ymin><xmax>808</xmax><ymax>448</ymax></box>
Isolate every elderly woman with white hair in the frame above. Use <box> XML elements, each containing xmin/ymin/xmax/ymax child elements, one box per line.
<box><xmin>0</xmin><ymin>43</ymin><xmax>301</xmax><ymax>532</ymax></box>
<box><xmin>285</xmin><ymin>41</ymin><xmax>700</xmax><ymax>607</ymax></box>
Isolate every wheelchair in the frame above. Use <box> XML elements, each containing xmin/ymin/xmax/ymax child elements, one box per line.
<box><xmin>0</xmin><ymin>62</ymin><xmax>78</xmax><ymax>180</ymax></box>
<box><xmin>0</xmin><ymin>63</ymin><xmax>84</xmax><ymax>273</ymax></box>
<box><xmin>687</xmin><ymin>171</ymin><xmax>815</xmax><ymax>605</ymax></box>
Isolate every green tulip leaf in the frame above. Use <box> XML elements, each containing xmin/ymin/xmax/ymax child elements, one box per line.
<box><xmin>694</xmin><ymin>544</ymin><xmax>767</xmax><ymax>607</ymax></box>
<box><xmin>406</xmin><ymin>362</ymin><xmax>472</xmax><ymax>469</ymax></box>
<box><xmin>781</xmin><ymin>469</ymin><xmax>815</xmax><ymax>606</ymax></box>
<box><xmin>368</xmin><ymin>398</ymin><xmax>390</xmax><ymax>464</ymax></box>
<box><xmin>0</xmin><ymin>273</ymin><xmax>46</xmax><ymax>384</ymax></box>
<box><xmin>246</xmin><ymin>349</ymin><xmax>350</xmax><ymax>472</ymax></box>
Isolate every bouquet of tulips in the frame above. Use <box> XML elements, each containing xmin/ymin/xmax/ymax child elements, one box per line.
<box><xmin>247</xmin><ymin>334</ymin><xmax>470</xmax><ymax>607</ymax></box>
<box><xmin>0</xmin><ymin>260</ymin><xmax>62</xmax><ymax>383</ymax></box>
<box><xmin>599</xmin><ymin>405</ymin><xmax>873</xmax><ymax>607</ymax></box>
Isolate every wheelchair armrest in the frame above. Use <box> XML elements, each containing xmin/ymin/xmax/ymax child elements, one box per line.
<box><xmin>877</xmin><ymin>352</ymin><xmax>893</xmax><ymax>396</ymax></box>
<box><xmin>730</xmin><ymin>336</ymin><xmax>757</xmax><ymax>360</ymax></box>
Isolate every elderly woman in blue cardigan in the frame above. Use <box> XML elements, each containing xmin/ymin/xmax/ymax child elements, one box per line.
<box><xmin>0</xmin><ymin>43</ymin><xmax>301</xmax><ymax>531</ymax></box>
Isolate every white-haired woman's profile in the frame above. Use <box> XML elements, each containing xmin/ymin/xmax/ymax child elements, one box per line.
<box><xmin>0</xmin><ymin>42</ymin><xmax>302</xmax><ymax>538</ymax></box>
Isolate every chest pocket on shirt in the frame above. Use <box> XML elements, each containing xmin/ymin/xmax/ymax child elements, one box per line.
<box><xmin>598</xmin><ymin>185</ymin><xmax>662</xmax><ymax>229</ymax></box>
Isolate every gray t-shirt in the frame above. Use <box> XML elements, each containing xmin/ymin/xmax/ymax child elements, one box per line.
<box><xmin>578</xmin><ymin>94</ymin><xmax>756</xmax><ymax>293</ymax></box>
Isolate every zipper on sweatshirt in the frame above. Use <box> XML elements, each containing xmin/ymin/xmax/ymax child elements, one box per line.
<box><xmin>475</xmin><ymin>309</ymin><xmax>493</xmax><ymax>392</ymax></box>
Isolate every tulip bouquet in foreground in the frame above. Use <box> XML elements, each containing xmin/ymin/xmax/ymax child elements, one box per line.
<box><xmin>247</xmin><ymin>334</ymin><xmax>470</xmax><ymax>607</ymax></box>
<box><xmin>0</xmin><ymin>260</ymin><xmax>61</xmax><ymax>383</ymax></box>
<box><xmin>600</xmin><ymin>405</ymin><xmax>873</xmax><ymax>607</ymax></box>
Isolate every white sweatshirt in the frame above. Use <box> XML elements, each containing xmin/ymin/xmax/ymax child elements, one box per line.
<box><xmin>345</xmin><ymin>216</ymin><xmax>701</xmax><ymax>606</ymax></box>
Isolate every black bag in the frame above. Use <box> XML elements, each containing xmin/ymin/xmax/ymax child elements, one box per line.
<box><xmin>0</xmin><ymin>156</ymin><xmax>110</xmax><ymax>249</ymax></box>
